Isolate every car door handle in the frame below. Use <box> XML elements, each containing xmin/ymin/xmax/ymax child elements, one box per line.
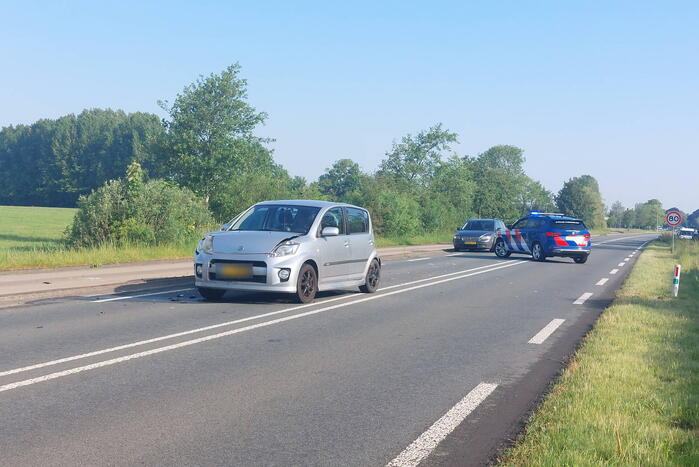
<box><xmin>344</xmin><ymin>241</ymin><xmax>350</xmax><ymax>247</ymax></box>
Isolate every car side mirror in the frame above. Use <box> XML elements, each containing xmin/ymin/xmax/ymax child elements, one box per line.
<box><xmin>220</xmin><ymin>222</ymin><xmax>232</xmax><ymax>231</ymax></box>
<box><xmin>321</xmin><ymin>226</ymin><xmax>340</xmax><ymax>237</ymax></box>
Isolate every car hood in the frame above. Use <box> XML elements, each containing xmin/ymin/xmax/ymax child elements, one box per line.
<box><xmin>456</xmin><ymin>229</ymin><xmax>493</xmax><ymax>236</ymax></box>
<box><xmin>209</xmin><ymin>231</ymin><xmax>301</xmax><ymax>254</ymax></box>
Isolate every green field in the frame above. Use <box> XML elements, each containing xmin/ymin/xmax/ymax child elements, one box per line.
<box><xmin>0</xmin><ymin>206</ymin><xmax>198</xmax><ymax>270</ymax></box>
<box><xmin>502</xmin><ymin>238</ymin><xmax>699</xmax><ymax>465</ymax></box>
<box><xmin>0</xmin><ymin>205</ymin><xmax>77</xmax><ymax>250</ymax></box>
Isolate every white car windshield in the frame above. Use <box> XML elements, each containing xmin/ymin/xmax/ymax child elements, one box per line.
<box><xmin>229</xmin><ymin>205</ymin><xmax>321</xmax><ymax>234</ymax></box>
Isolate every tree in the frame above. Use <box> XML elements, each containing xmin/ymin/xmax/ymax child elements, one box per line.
<box><xmin>377</xmin><ymin>124</ymin><xmax>458</xmax><ymax>188</ymax></box>
<box><xmin>555</xmin><ymin>175</ymin><xmax>606</xmax><ymax>228</ymax></box>
<box><xmin>317</xmin><ymin>159</ymin><xmax>363</xmax><ymax>200</ymax></box>
<box><xmin>622</xmin><ymin>208</ymin><xmax>637</xmax><ymax>228</ymax></box>
<box><xmin>159</xmin><ymin>63</ymin><xmax>270</xmax><ymax>203</ymax></box>
<box><xmin>607</xmin><ymin>201</ymin><xmax>625</xmax><ymax>228</ymax></box>
<box><xmin>472</xmin><ymin>145</ymin><xmax>528</xmax><ymax>222</ymax></box>
<box><xmin>0</xmin><ymin>109</ymin><xmax>164</xmax><ymax>207</ymax></box>
<box><xmin>633</xmin><ymin>199</ymin><xmax>665</xmax><ymax>229</ymax></box>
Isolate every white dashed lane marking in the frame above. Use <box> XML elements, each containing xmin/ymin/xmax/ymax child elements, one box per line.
<box><xmin>596</xmin><ymin>278</ymin><xmax>609</xmax><ymax>286</ymax></box>
<box><xmin>528</xmin><ymin>319</ymin><xmax>565</xmax><ymax>344</ymax></box>
<box><xmin>386</xmin><ymin>382</ymin><xmax>498</xmax><ymax>467</ymax></box>
<box><xmin>610</xmin><ymin>269</ymin><xmax>619</xmax><ymax>274</ymax></box>
<box><xmin>618</xmin><ymin>262</ymin><xmax>625</xmax><ymax>267</ymax></box>
<box><xmin>574</xmin><ymin>292</ymin><xmax>593</xmax><ymax>305</ymax></box>
<box><xmin>407</xmin><ymin>257</ymin><xmax>430</xmax><ymax>262</ymax></box>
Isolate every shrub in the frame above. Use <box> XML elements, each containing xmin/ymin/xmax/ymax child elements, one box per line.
<box><xmin>67</xmin><ymin>163</ymin><xmax>213</xmax><ymax>248</ymax></box>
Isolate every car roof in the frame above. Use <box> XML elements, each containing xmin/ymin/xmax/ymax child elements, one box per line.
<box><xmin>255</xmin><ymin>199</ymin><xmax>361</xmax><ymax>209</ymax></box>
<box><xmin>526</xmin><ymin>213</ymin><xmax>583</xmax><ymax>222</ymax></box>
<box><xmin>466</xmin><ymin>218</ymin><xmax>500</xmax><ymax>222</ymax></box>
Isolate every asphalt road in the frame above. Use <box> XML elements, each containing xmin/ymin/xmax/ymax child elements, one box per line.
<box><xmin>0</xmin><ymin>233</ymin><xmax>656</xmax><ymax>466</ymax></box>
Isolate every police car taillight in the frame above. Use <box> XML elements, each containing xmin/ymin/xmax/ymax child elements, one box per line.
<box><xmin>546</xmin><ymin>232</ymin><xmax>561</xmax><ymax>237</ymax></box>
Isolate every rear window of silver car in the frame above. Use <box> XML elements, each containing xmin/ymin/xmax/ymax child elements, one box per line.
<box><xmin>347</xmin><ymin>208</ymin><xmax>369</xmax><ymax>234</ymax></box>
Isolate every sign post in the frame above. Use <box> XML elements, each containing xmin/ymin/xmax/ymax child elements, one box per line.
<box><xmin>665</xmin><ymin>210</ymin><xmax>683</xmax><ymax>254</ymax></box>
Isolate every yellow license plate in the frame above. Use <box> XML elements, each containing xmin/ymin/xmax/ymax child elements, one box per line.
<box><xmin>465</xmin><ymin>241</ymin><xmax>477</xmax><ymax>245</ymax></box>
<box><xmin>218</xmin><ymin>264</ymin><xmax>252</xmax><ymax>279</ymax></box>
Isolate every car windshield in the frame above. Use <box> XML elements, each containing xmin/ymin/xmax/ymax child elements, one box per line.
<box><xmin>551</xmin><ymin>220</ymin><xmax>586</xmax><ymax>229</ymax></box>
<box><xmin>463</xmin><ymin>220</ymin><xmax>494</xmax><ymax>231</ymax></box>
<box><xmin>229</xmin><ymin>205</ymin><xmax>321</xmax><ymax>234</ymax></box>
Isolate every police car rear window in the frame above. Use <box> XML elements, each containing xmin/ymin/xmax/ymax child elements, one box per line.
<box><xmin>551</xmin><ymin>220</ymin><xmax>586</xmax><ymax>229</ymax></box>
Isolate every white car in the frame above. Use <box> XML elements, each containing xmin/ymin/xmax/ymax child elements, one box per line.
<box><xmin>194</xmin><ymin>200</ymin><xmax>381</xmax><ymax>303</ymax></box>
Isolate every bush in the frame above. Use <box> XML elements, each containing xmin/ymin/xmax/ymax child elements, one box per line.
<box><xmin>370</xmin><ymin>190</ymin><xmax>422</xmax><ymax>237</ymax></box>
<box><xmin>67</xmin><ymin>164</ymin><xmax>213</xmax><ymax>248</ymax></box>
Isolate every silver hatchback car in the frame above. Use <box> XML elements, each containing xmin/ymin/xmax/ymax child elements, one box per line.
<box><xmin>194</xmin><ymin>200</ymin><xmax>381</xmax><ymax>303</ymax></box>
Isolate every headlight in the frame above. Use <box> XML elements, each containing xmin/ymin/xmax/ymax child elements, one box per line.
<box><xmin>479</xmin><ymin>234</ymin><xmax>492</xmax><ymax>241</ymax></box>
<box><xmin>201</xmin><ymin>235</ymin><xmax>214</xmax><ymax>254</ymax></box>
<box><xmin>270</xmin><ymin>241</ymin><xmax>300</xmax><ymax>257</ymax></box>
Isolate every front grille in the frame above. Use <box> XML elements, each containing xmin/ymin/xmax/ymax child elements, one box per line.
<box><xmin>209</xmin><ymin>259</ymin><xmax>267</xmax><ymax>283</ymax></box>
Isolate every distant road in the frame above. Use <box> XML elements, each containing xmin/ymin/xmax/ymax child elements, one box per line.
<box><xmin>0</xmin><ymin>233</ymin><xmax>656</xmax><ymax>466</ymax></box>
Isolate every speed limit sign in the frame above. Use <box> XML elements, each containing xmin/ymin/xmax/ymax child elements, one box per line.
<box><xmin>666</xmin><ymin>210</ymin><xmax>682</xmax><ymax>227</ymax></box>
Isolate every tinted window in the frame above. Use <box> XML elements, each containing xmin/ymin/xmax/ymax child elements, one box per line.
<box><xmin>551</xmin><ymin>220</ymin><xmax>586</xmax><ymax>229</ymax></box>
<box><xmin>511</xmin><ymin>218</ymin><xmax>529</xmax><ymax>229</ymax></box>
<box><xmin>320</xmin><ymin>207</ymin><xmax>346</xmax><ymax>234</ymax></box>
<box><xmin>529</xmin><ymin>218</ymin><xmax>544</xmax><ymax>229</ymax></box>
<box><xmin>347</xmin><ymin>208</ymin><xmax>369</xmax><ymax>234</ymax></box>
<box><xmin>464</xmin><ymin>220</ymin><xmax>495</xmax><ymax>231</ymax></box>
<box><xmin>231</xmin><ymin>205</ymin><xmax>320</xmax><ymax>234</ymax></box>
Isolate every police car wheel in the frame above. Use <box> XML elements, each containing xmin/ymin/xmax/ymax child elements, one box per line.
<box><xmin>494</xmin><ymin>240</ymin><xmax>511</xmax><ymax>258</ymax></box>
<box><xmin>573</xmin><ymin>255</ymin><xmax>588</xmax><ymax>264</ymax></box>
<box><xmin>532</xmin><ymin>242</ymin><xmax>546</xmax><ymax>262</ymax></box>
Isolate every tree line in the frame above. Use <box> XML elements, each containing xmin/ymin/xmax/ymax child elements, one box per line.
<box><xmin>2</xmin><ymin>63</ymin><xmax>690</xmax><ymax>240</ymax></box>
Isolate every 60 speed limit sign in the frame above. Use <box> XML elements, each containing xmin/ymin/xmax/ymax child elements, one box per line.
<box><xmin>666</xmin><ymin>210</ymin><xmax>683</xmax><ymax>227</ymax></box>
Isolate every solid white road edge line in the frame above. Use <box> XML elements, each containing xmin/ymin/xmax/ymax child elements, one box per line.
<box><xmin>93</xmin><ymin>288</ymin><xmax>194</xmax><ymax>303</ymax></box>
<box><xmin>596</xmin><ymin>278</ymin><xmax>609</xmax><ymax>286</ymax></box>
<box><xmin>386</xmin><ymin>382</ymin><xmax>498</xmax><ymax>467</ymax></box>
<box><xmin>610</xmin><ymin>269</ymin><xmax>619</xmax><ymax>275</ymax></box>
<box><xmin>574</xmin><ymin>292</ymin><xmax>593</xmax><ymax>305</ymax></box>
<box><xmin>0</xmin><ymin>262</ymin><xmax>525</xmax><ymax>392</ymax></box>
<box><xmin>528</xmin><ymin>319</ymin><xmax>565</xmax><ymax>344</ymax></box>
<box><xmin>407</xmin><ymin>257</ymin><xmax>430</xmax><ymax>262</ymax></box>
<box><xmin>2</xmin><ymin>261</ymin><xmax>519</xmax><ymax>378</ymax></box>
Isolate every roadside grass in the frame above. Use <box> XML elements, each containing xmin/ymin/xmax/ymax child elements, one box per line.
<box><xmin>375</xmin><ymin>231</ymin><xmax>453</xmax><ymax>248</ymax></box>
<box><xmin>0</xmin><ymin>242</ymin><xmax>199</xmax><ymax>270</ymax></box>
<box><xmin>501</xmin><ymin>239</ymin><xmax>699</xmax><ymax>465</ymax></box>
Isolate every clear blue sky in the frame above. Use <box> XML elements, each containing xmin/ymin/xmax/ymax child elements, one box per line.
<box><xmin>2</xmin><ymin>1</ymin><xmax>697</xmax><ymax>212</ymax></box>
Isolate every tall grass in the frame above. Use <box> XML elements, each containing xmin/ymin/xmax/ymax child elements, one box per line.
<box><xmin>501</xmin><ymin>239</ymin><xmax>699</xmax><ymax>465</ymax></box>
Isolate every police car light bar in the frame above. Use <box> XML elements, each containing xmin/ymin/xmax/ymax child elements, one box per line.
<box><xmin>529</xmin><ymin>211</ymin><xmax>566</xmax><ymax>217</ymax></box>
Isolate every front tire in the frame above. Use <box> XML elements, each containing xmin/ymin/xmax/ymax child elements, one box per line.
<box><xmin>197</xmin><ymin>287</ymin><xmax>226</xmax><ymax>301</ymax></box>
<box><xmin>494</xmin><ymin>239</ymin><xmax>511</xmax><ymax>258</ymax></box>
<box><xmin>531</xmin><ymin>242</ymin><xmax>546</xmax><ymax>262</ymax></box>
<box><xmin>296</xmin><ymin>263</ymin><xmax>318</xmax><ymax>303</ymax></box>
<box><xmin>574</xmin><ymin>255</ymin><xmax>589</xmax><ymax>264</ymax></box>
<box><xmin>360</xmin><ymin>259</ymin><xmax>381</xmax><ymax>293</ymax></box>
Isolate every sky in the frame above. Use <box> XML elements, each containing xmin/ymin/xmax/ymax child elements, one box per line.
<box><xmin>1</xmin><ymin>1</ymin><xmax>697</xmax><ymax>212</ymax></box>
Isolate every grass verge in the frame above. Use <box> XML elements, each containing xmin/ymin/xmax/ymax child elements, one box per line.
<box><xmin>375</xmin><ymin>231</ymin><xmax>453</xmax><ymax>248</ymax></box>
<box><xmin>501</xmin><ymin>239</ymin><xmax>699</xmax><ymax>465</ymax></box>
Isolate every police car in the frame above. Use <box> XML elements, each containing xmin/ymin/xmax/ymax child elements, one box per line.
<box><xmin>493</xmin><ymin>212</ymin><xmax>591</xmax><ymax>263</ymax></box>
